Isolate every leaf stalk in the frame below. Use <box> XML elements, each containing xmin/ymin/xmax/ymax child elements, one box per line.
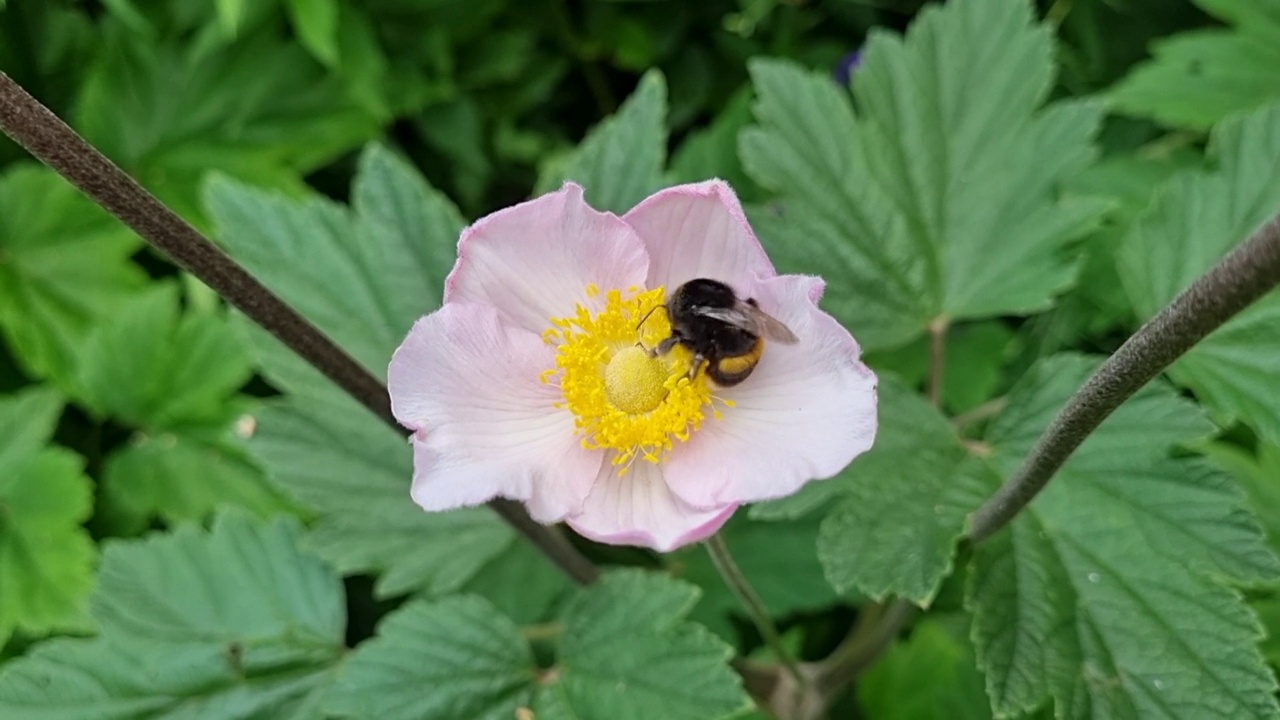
<box><xmin>927</xmin><ymin>316</ymin><xmax>949</xmax><ymax>407</ymax></box>
<box><xmin>813</xmin><ymin>598</ymin><xmax>914</xmax><ymax>695</ymax></box>
<box><xmin>705</xmin><ymin>533</ymin><xmax>807</xmax><ymax>689</ymax></box>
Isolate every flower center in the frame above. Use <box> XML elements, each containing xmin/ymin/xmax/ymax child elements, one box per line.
<box><xmin>604</xmin><ymin>346</ymin><xmax>669</xmax><ymax>413</ymax></box>
<box><xmin>542</xmin><ymin>285</ymin><xmax>724</xmax><ymax>470</ymax></box>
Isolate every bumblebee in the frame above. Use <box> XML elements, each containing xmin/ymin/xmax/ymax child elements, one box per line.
<box><xmin>642</xmin><ymin>278</ymin><xmax>798</xmax><ymax>386</ymax></box>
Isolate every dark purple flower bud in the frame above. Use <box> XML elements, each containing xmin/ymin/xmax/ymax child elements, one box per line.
<box><xmin>834</xmin><ymin>50</ymin><xmax>863</xmax><ymax>87</ymax></box>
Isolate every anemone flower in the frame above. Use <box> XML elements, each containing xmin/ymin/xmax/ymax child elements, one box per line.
<box><xmin>388</xmin><ymin>181</ymin><xmax>878</xmax><ymax>551</ymax></box>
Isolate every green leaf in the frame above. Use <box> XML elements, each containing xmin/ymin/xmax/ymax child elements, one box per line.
<box><xmin>1205</xmin><ymin>440</ymin><xmax>1280</xmax><ymax>686</ymax></box>
<box><xmin>1119</xmin><ymin>101</ymin><xmax>1280</xmax><ymax>445</ymax></box>
<box><xmin>967</xmin><ymin>354</ymin><xmax>1280</xmax><ymax>718</ymax></box>
<box><xmin>418</xmin><ymin>98</ymin><xmax>493</xmax><ymax>210</ymax></box>
<box><xmin>0</xmin><ymin>388</ymin><xmax>94</xmax><ymax>644</ymax></box>
<box><xmin>74</xmin><ymin>284</ymin><xmax>252</xmax><ymax>427</ymax></box>
<box><xmin>1254</xmin><ymin>592</ymin><xmax>1280</xmax><ymax>670</ymax></box>
<box><xmin>537</xmin><ymin>70</ymin><xmax>668</xmax><ymax>214</ymax></box>
<box><xmin>740</xmin><ymin>0</ymin><xmax>1105</xmax><ymax>351</ymax></box>
<box><xmin>244</xmin><ymin>341</ymin><xmax>569</xmax><ymax>615</ymax></box>
<box><xmin>457</xmin><ymin>539</ymin><xmax>572</xmax><ymax>625</ymax></box>
<box><xmin>213</xmin><ymin>0</ymin><xmax>248</xmax><ymax>37</ymax></box>
<box><xmin>332</xmin><ymin>4</ymin><xmax>396</xmax><ymax>119</ymax></box>
<box><xmin>817</xmin><ymin>378</ymin><xmax>992</xmax><ymax>604</ymax></box>
<box><xmin>1058</xmin><ymin>150</ymin><xmax>1201</xmax><ymax>332</ymax></box>
<box><xmin>328</xmin><ymin>596</ymin><xmax>536</xmax><ymax>720</ymax></box>
<box><xmin>0</xmin><ymin>385</ymin><xmax>63</xmax><ymax>464</ymax></box>
<box><xmin>246</xmin><ymin>333</ymin><xmax>546</xmax><ymax>600</ymax></box>
<box><xmin>1107</xmin><ymin>0</ymin><xmax>1280</xmax><ymax>130</ymax></box>
<box><xmin>461</xmin><ymin>28</ymin><xmax>539</xmax><ymax>87</ymax></box>
<box><xmin>0</xmin><ymin>165</ymin><xmax>146</xmax><ymax>386</ymax></box>
<box><xmin>1202</xmin><ymin>441</ymin><xmax>1280</xmax><ymax>557</ymax></box>
<box><xmin>206</xmin><ymin>144</ymin><xmax>464</xmax><ymax>375</ymax></box>
<box><xmin>205</xmin><ymin>183</ymin><xmax>378</xmax><ymax>371</ymax></box>
<box><xmin>285</xmin><ymin>0</ymin><xmax>340</xmax><ymax>67</ymax></box>
<box><xmin>858</xmin><ymin>615</ymin><xmax>992</xmax><ymax>720</ymax></box>
<box><xmin>669</xmin><ymin>88</ymin><xmax>762</xmax><ymax>201</ymax></box>
<box><xmin>100</xmin><ymin>427</ymin><xmax>285</xmax><ymax>527</ymax></box>
<box><xmin>863</xmin><ymin>319</ymin><xmax>1019</xmax><ymax>407</ymax></box>
<box><xmin>745</xmin><ymin>474</ymin><xmax>851</xmax><ymax>523</ymax></box>
<box><xmin>330</xmin><ymin>571</ymin><xmax>747</xmax><ymax>720</ymax></box>
<box><xmin>535</xmin><ymin>570</ymin><xmax>749</xmax><ymax>720</ymax></box>
<box><xmin>93</xmin><ymin>513</ymin><xmax>343</xmax><ymax>645</ymax></box>
<box><xmin>74</xmin><ymin>24</ymin><xmax>379</xmax><ymax>223</ymax></box>
<box><xmin>98</xmin><ymin>0</ymin><xmax>155</xmax><ymax>38</ymax></box>
<box><xmin>0</xmin><ymin>634</ymin><xmax>329</xmax><ymax>720</ymax></box>
<box><xmin>940</xmin><ymin>322</ymin><xmax>1016</xmax><ymax>414</ymax></box>
<box><xmin>989</xmin><ymin>355</ymin><xmax>1277</xmax><ymax>581</ymax></box>
<box><xmin>70</xmin><ymin>283</ymin><xmax>283</xmax><ymax>524</ymax></box>
<box><xmin>350</xmin><ymin>143</ymin><xmax>467</xmax><ymax>319</ymax></box>
<box><xmin>0</xmin><ymin>513</ymin><xmax>345</xmax><ymax>719</ymax></box>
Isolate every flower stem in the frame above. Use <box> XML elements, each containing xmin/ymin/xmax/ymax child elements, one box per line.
<box><xmin>1044</xmin><ymin>0</ymin><xmax>1076</xmax><ymax>26</ymax></box>
<box><xmin>814</xmin><ymin>598</ymin><xmax>914</xmax><ymax>694</ymax></box>
<box><xmin>927</xmin><ymin>317</ymin><xmax>948</xmax><ymax>407</ymax></box>
<box><xmin>968</xmin><ymin>211</ymin><xmax>1280</xmax><ymax>543</ymax></box>
<box><xmin>951</xmin><ymin>395</ymin><xmax>1008</xmax><ymax>431</ymax></box>
<box><xmin>521</xmin><ymin>621</ymin><xmax>563</xmax><ymax>642</ymax></box>
<box><xmin>491</xmin><ymin>500</ymin><xmax>600</xmax><ymax>584</ymax></box>
<box><xmin>705</xmin><ymin>534</ymin><xmax>806</xmax><ymax>688</ymax></box>
<box><xmin>0</xmin><ymin>72</ymin><xmax>395</xmax><ymax>428</ymax></box>
<box><xmin>0</xmin><ymin>70</ymin><xmax>601</xmax><ymax>587</ymax></box>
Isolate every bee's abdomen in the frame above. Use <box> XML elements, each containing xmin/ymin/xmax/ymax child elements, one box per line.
<box><xmin>707</xmin><ymin>337</ymin><xmax>765</xmax><ymax>387</ymax></box>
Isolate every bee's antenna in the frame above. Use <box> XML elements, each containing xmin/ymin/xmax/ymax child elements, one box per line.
<box><xmin>635</xmin><ymin>305</ymin><xmax>663</xmax><ymax>331</ymax></box>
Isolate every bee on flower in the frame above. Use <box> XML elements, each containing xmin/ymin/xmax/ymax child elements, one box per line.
<box><xmin>388</xmin><ymin>181</ymin><xmax>878</xmax><ymax>551</ymax></box>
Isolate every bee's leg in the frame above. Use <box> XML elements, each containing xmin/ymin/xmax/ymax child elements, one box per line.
<box><xmin>686</xmin><ymin>354</ymin><xmax>706</xmax><ymax>381</ymax></box>
<box><xmin>647</xmin><ymin>335</ymin><xmax>680</xmax><ymax>358</ymax></box>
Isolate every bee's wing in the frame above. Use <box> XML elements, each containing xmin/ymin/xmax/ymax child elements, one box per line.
<box><xmin>747</xmin><ymin>304</ymin><xmax>799</xmax><ymax>344</ymax></box>
<box><xmin>695</xmin><ymin>303</ymin><xmax>799</xmax><ymax>344</ymax></box>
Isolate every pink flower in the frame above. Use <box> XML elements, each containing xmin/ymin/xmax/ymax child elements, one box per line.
<box><xmin>388</xmin><ymin>181</ymin><xmax>878</xmax><ymax>551</ymax></box>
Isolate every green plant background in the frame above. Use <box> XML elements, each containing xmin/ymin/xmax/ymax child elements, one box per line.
<box><xmin>3</xmin><ymin>0</ymin><xmax>1280</xmax><ymax>718</ymax></box>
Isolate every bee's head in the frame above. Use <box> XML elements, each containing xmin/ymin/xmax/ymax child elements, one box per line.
<box><xmin>671</xmin><ymin>278</ymin><xmax>737</xmax><ymax>314</ymax></box>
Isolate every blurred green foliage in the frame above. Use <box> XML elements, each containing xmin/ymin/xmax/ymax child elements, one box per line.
<box><xmin>4</xmin><ymin>0</ymin><xmax>1280</xmax><ymax>718</ymax></box>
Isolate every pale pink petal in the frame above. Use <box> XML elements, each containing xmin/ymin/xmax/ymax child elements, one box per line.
<box><xmin>664</xmin><ymin>274</ymin><xmax>878</xmax><ymax>508</ymax></box>
<box><xmin>565</xmin><ymin>460</ymin><xmax>737</xmax><ymax>552</ymax></box>
<box><xmin>624</xmin><ymin>180</ymin><xmax>777</xmax><ymax>291</ymax></box>
<box><xmin>445</xmin><ymin>183</ymin><xmax>649</xmax><ymax>334</ymax></box>
<box><xmin>389</xmin><ymin>302</ymin><xmax>601</xmax><ymax>521</ymax></box>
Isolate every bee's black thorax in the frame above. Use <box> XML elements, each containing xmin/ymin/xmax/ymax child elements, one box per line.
<box><xmin>665</xmin><ymin>278</ymin><xmax>763</xmax><ymax>386</ymax></box>
<box><xmin>667</xmin><ymin>279</ymin><xmax>758</xmax><ymax>359</ymax></box>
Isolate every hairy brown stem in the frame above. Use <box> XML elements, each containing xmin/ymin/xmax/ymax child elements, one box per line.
<box><xmin>0</xmin><ymin>73</ymin><xmax>393</xmax><ymax>426</ymax></box>
<box><xmin>968</xmin><ymin>211</ymin><xmax>1280</xmax><ymax>542</ymax></box>
<box><xmin>0</xmin><ymin>71</ymin><xmax>601</xmax><ymax>586</ymax></box>
<box><xmin>807</xmin><ymin>211</ymin><xmax>1280</xmax><ymax>709</ymax></box>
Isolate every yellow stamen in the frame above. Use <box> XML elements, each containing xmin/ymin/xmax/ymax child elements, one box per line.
<box><xmin>545</xmin><ymin>286</ymin><xmax>717</xmax><ymax>469</ymax></box>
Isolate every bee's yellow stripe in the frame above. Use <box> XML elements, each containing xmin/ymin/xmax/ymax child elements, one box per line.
<box><xmin>716</xmin><ymin>354</ymin><xmax>757</xmax><ymax>377</ymax></box>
